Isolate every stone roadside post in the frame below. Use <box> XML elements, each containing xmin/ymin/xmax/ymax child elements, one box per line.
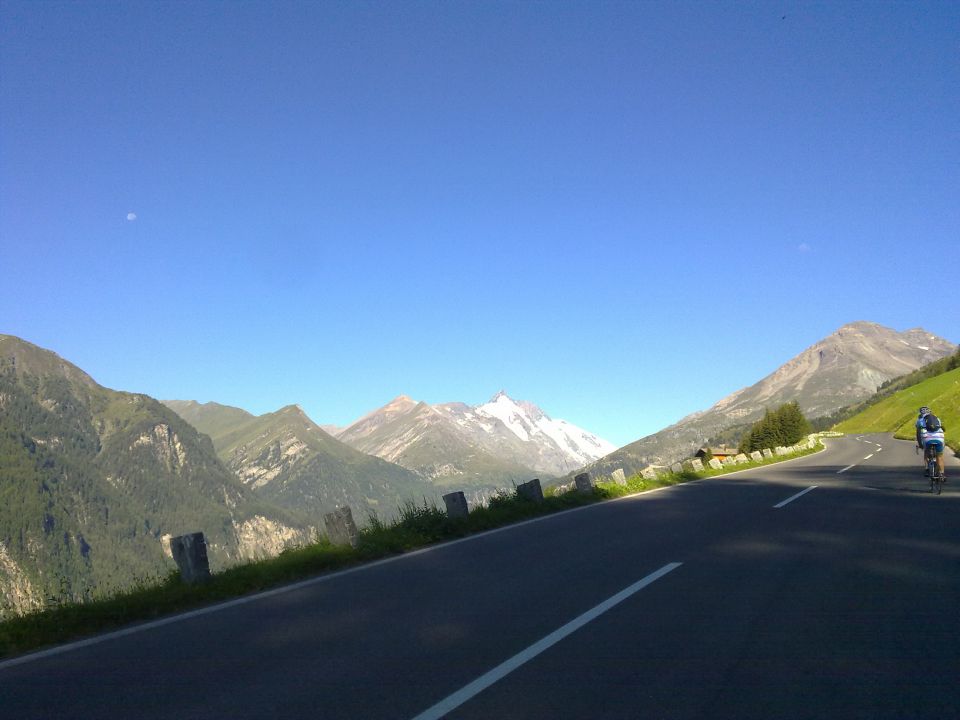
<box><xmin>517</xmin><ymin>478</ymin><xmax>544</xmax><ymax>503</ymax></box>
<box><xmin>443</xmin><ymin>491</ymin><xmax>469</xmax><ymax>519</ymax></box>
<box><xmin>170</xmin><ymin>532</ymin><xmax>211</xmax><ymax>585</ymax></box>
<box><xmin>574</xmin><ymin>472</ymin><xmax>593</xmax><ymax>494</ymax></box>
<box><xmin>611</xmin><ymin>468</ymin><xmax>627</xmax><ymax>485</ymax></box>
<box><xmin>690</xmin><ymin>458</ymin><xmax>704</xmax><ymax>472</ymax></box>
<box><xmin>324</xmin><ymin>506</ymin><xmax>359</xmax><ymax>548</ymax></box>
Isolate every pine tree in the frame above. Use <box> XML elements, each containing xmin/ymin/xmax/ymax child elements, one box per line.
<box><xmin>740</xmin><ymin>402</ymin><xmax>811</xmax><ymax>452</ymax></box>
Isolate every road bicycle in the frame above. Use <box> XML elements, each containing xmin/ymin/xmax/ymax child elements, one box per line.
<box><xmin>923</xmin><ymin>446</ymin><xmax>945</xmax><ymax>495</ymax></box>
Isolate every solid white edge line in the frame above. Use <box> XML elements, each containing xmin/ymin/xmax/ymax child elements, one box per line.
<box><xmin>0</xmin><ymin>493</ymin><xmax>665</xmax><ymax>670</ymax></box>
<box><xmin>773</xmin><ymin>486</ymin><xmax>817</xmax><ymax>509</ymax></box>
<box><xmin>1</xmin><ymin>439</ymin><xmax>830</xmax><ymax>670</ymax></box>
<box><xmin>409</xmin><ymin>562</ymin><xmax>683</xmax><ymax>720</ymax></box>
<box><xmin>837</xmin><ymin>464</ymin><xmax>856</xmax><ymax>474</ymax></box>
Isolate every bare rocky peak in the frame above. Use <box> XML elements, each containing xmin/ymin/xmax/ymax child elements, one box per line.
<box><xmin>336</xmin><ymin>395</ymin><xmax>419</xmax><ymax>441</ymax></box>
<box><xmin>580</xmin><ymin>322</ymin><xmax>955</xmax><ymax>479</ymax></box>
<box><xmin>734</xmin><ymin>321</ymin><xmax>955</xmax><ymax>418</ymax></box>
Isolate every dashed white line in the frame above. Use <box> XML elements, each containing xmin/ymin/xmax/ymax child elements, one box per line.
<box><xmin>774</xmin><ymin>486</ymin><xmax>818</xmax><ymax>508</ymax></box>
<box><xmin>410</xmin><ymin>562</ymin><xmax>683</xmax><ymax>720</ymax></box>
<box><xmin>863</xmin><ymin>454</ymin><xmax>874</xmax><ymax>460</ymax></box>
<box><xmin>837</xmin><ymin>464</ymin><xmax>856</xmax><ymax>474</ymax></box>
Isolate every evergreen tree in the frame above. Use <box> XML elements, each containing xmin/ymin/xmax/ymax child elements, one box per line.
<box><xmin>740</xmin><ymin>402</ymin><xmax>811</xmax><ymax>452</ymax></box>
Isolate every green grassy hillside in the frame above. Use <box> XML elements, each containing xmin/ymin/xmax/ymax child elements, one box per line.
<box><xmin>834</xmin><ymin>366</ymin><xmax>960</xmax><ymax>452</ymax></box>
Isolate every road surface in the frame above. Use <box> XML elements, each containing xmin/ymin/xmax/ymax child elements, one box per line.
<box><xmin>2</xmin><ymin>434</ymin><xmax>958</xmax><ymax>719</ymax></box>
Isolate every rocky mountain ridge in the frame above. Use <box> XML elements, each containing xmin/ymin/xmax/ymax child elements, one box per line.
<box><xmin>576</xmin><ymin>322</ymin><xmax>956</xmax><ymax>481</ymax></box>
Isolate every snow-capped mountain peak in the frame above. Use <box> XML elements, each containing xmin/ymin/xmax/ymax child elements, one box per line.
<box><xmin>338</xmin><ymin>391</ymin><xmax>617</xmax><ymax>480</ymax></box>
<box><xmin>475</xmin><ymin>392</ymin><xmax>616</xmax><ymax>470</ymax></box>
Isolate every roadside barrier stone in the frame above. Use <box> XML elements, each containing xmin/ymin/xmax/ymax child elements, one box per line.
<box><xmin>324</xmin><ymin>506</ymin><xmax>359</xmax><ymax>548</ymax></box>
<box><xmin>170</xmin><ymin>532</ymin><xmax>211</xmax><ymax>585</ymax></box>
<box><xmin>690</xmin><ymin>458</ymin><xmax>704</xmax><ymax>472</ymax></box>
<box><xmin>443</xmin><ymin>491</ymin><xmax>469</xmax><ymax>519</ymax></box>
<box><xmin>750</xmin><ymin>451</ymin><xmax>763</xmax><ymax>462</ymax></box>
<box><xmin>708</xmin><ymin>458</ymin><xmax>723</xmax><ymax>470</ymax></box>
<box><xmin>574</xmin><ymin>472</ymin><xmax>593</xmax><ymax>494</ymax></box>
<box><xmin>517</xmin><ymin>478</ymin><xmax>544</xmax><ymax>503</ymax></box>
<box><xmin>734</xmin><ymin>453</ymin><xmax>749</xmax><ymax>464</ymax></box>
<box><xmin>762</xmin><ymin>448</ymin><xmax>774</xmax><ymax>459</ymax></box>
<box><xmin>611</xmin><ymin>468</ymin><xmax>627</xmax><ymax>485</ymax></box>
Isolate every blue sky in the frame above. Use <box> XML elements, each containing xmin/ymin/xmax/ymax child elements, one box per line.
<box><xmin>2</xmin><ymin>1</ymin><xmax>958</xmax><ymax>447</ymax></box>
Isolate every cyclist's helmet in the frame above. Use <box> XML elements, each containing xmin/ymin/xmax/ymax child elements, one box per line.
<box><xmin>919</xmin><ymin>406</ymin><xmax>930</xmax><ymax>416</ymax></box>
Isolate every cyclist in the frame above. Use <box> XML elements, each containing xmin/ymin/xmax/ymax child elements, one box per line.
<box><xmin>916</xmin><ymin>406</ymin><xmax>947</xmax><ymax>481</ymax></box>
<box><xmin>915</xmin><ymin>406</ymin><xmax>930</xmax><ymax>456</ymax></box>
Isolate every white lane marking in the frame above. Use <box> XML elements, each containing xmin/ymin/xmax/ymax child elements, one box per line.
<box><xmin>837</xmin><ymin>464</ymin><xmax>856</xmax><ymax>474</ymax></box>
<box><xmin>409</xmin><ymin>562</ymin><xmax>683</xmax><ymax>720</ymax></box>
<box><xmin>774</xmin><ymin>486</ymin><xmax>818</xmax><ymax>509</ymax></box>
<box><xmin>863</xmin><ymin>454</ymin><xmax>874</xmax><ymax>460</ymax></box>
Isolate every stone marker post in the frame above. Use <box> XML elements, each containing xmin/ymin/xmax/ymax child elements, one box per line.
<box><xmin>690</xmin><ymin>458</ymin><xmax>704</xmax><ymax>472</ymax></box>
<box><xmin>762</xmin><ymin>448</ymin><xmax>774</xmax><ymax>459</ymax></box>
<box><xmin>670</xmin><ymin>462</ymin><xmax>683</xmax><ymax>474</ymax></box>
<box><xmin>170</xmin><ymin>532</ymin><xmax>211</xmax><ymax>585</ymax></box>
<box><xmin>734</xmin><ymin>453</ymin><xmax>749</xmax><ymax>465</ymax></box>
<box><xmin>750</xmin><ymin>451</ymin><xmax>763</xmax><ymax>462</ymax></box>
<box><xmin>324</xmin><ymin>506</ymin><xmax>359</xmax><ymax>548</ymax></box>
<box><xmin>443</xmin><ymin>491</ymin><xmax>469</xmax><ymax>519</ymax></box>
<box><xmin>517</xmin><ymin>478</ymin><xmax>544</xmax><ymax>503</ymax></box>
<box><xmin>708</xmin><ymin>458</ymin><xmax>723</xmax><ymax>470</ymax></box>
<box><xmin>574</xmin><ymin>472</ymin><xmax>593</xmax><ymax>494</ymax></box>
<box><xmin>611</xmin><ymin>468</ymin><xmax>627</xmax><ymax>486</ymax></box>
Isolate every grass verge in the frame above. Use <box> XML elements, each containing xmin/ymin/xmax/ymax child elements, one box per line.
<box><xmin>0</xmin><ymin>440</ymin><xmax>823</xmax><ymax>660</ymax></box>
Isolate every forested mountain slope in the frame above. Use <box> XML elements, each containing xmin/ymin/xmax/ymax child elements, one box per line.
<box><xmin>164</xmin><ymin>400</ymin><xmax>438</xmax><ymax>521</ymax></box>
<box><xmin>0</xmin><ymin>336</ymin><xmax>310</xmax><ymax>617</ymax></box>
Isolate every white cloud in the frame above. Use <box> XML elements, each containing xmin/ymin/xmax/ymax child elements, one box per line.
<box><xmin>126</xmin><ymin>212</ymin><xmax>137</xmax><ymax>221</ymax></box>
<box><xmin>797</xmin><ymin>242</ymin><xmax>810</xmax><ymax>252</ymax></box>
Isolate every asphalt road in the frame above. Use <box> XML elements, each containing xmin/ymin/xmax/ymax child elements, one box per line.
<box><xmin>2</xmin><ymin>434</ymin><xmax>958</xmax><ymax>719</ymax></box>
